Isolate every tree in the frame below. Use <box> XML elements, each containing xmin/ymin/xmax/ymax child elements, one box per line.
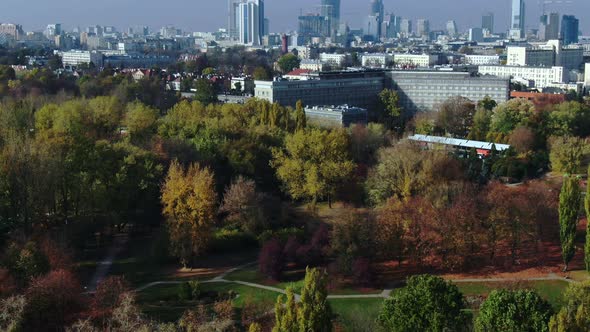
<box><xmin>295</xmin><ymin>100</ymin><xmax>306</xmax><ymax>132</ymax></box>
<box><xmin>252</xmin><ymin>66</ymin><xmax>271</xmax><ymax>81</ymax></box>
<box><xmin>0</xmin><ymin>295</ymin><xmax>26</xmax><ymax>332</ymax></box>
<box><xmin>331</xmin><ymin>209</ymin><xmax>376</xmax><ymax>275</ymax></box>
<box><xmin>487</xmin><ymin>99</ymin><xmax>535</xmax><ymax>142</ymax></box>
<box><xmin>468</xmin><ymin>108</ymin><xmax>492</xmax><ymax>141</ymax></box>
<box><xmin>297</xmin><ymin>267</ymin><xmax>332</xmax><ymax>332</ymax></box>
<box><xmin>477</xmin><ymin>96</ymin><xmax>498</xmax><ymax>111</ymax></box>
<box><xmin>549</xmin><ymin>281</ymin><xmax>590</xmax><ymax>332</ymax></box>
<box><xmin>548</xmin><ymin>101</ymin><xmax>590</xmax><ymax>137</ymax></box>
<box><xmin>549</xmin><ymin>136</ymin><xmax>588</xmax><ymax>174</ymax></box>
<box><xmin>90</xmin><ymin>276</ymin><xmax>130</xmax><ymax>324</ymax></box>
<box><xmin>259</xmin><ymin>238</ymin><xmax>284</xmax><ymax>280</ymax></box>
<box><xmin>586</xmin><ymin>166</ymin><xmax>590</xmax><ymax>272</ymax></box>
<box><xmin>378</xmin><ymin>89</ymin><xmax>406</xmax><ymax>131</ymax></box>
<box><xmin>271</xmin><ymin>128</ymin><xmax>355</xmax><ymax>207</ymax></box>
<box><xmin>249</xmin><ymin>323</ymin><xmax>263</xmax><ymax>332</ymax></box>
<box><xmin>509</xmin><ymin>126</ymin><xmax>536</xmax><ymax>153</ymax></box>
<box><xmin>161</xmin><ymin>160</ymin><xmax>217</xmax><ymax>267</ymax></box>
<box><xmin>124</xmin><ymin>102</ymin><xmax>159</xmax><ymax>143</ymax></box>
<box><xmin>194</xmin><ymin>78</ymin><xmax>218</xmax><ymax>105</ymax></box>
<box><xmin>219</xmin><ymin>176</ymin><xmax>265</xmax><ymax>234</ymax></box>
<box><xmin>559</xmin><ymin>176</ymin><xmax>582</xmax><ymax>271</ymax></box>
<box><xmin>435</xmin><ymin>96</ymin><xmax>475</xmax><ymax>138</ymax></box>
<box><xmin>378</xmin><ymin>274</ymin><xmax>470</xmax><ymax>332</ymax></box>
<box><xmin>277</xmin><ymin>53</ymin><xmax>300</xmax><ymax>73</ymax></box>
<box><xmin>476</xmin><ymin>289</ymin><xmax>553</xmax><ymax>332</ymax></box>
<box><xmin>22</xmin><ymin>270</ymin><xmax>83</xmax><ymax>331</ymax></box>
<box><xmin>273</xmin><ymin>287</ymin><xmax>298</xmax><ymax>332</ymax></box>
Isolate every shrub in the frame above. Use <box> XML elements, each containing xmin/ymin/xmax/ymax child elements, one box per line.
<box><xmin>283</xmin><ymin>236</ymin><xmax>300</xmax><ymax>263</ymax></box>
<box><xmin>188</xmin><ymin>280</ymin><xmax>201</xmax><ymax>299</ymax></box>
<box><xmin>178</xmin><ymin>282</ymin><xmax>192</xmax><ymax>301</ymax></box>
<box><xmin>352</xmin><ymin>258</ymin><xmax>373</xmax><ymax>287</ymax></box>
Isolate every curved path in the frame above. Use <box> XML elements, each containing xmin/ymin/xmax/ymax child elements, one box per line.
<box><xmin>135</xmin><ymin>265</ymin><xmax>577</xmax><ymax>300</ymax></box>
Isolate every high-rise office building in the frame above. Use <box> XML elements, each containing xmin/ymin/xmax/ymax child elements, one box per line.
<box><xmin>482</xmin><ymin>12</ymin><xmax>494</xmax><ymax>33</ymax></box>
<box><xmin>366</xmin><ymin>0</ymin><xmax>384</xmax><ymax>39</ymax></box>
<box><xmin>417</xmin><ymin>19</ymin><xmax>430</xmax><ymax>38</ymax></box>
<box><xmin>446</xmin><ymin>20</ymin><xmax>458</xmax><ymax>37</ymax></box>
<box><xmin>510</xmin><ymin>0</ymin><xmax>525</xmax><ymax>39</ymax></box>
<box><xmin>381</xmin><ymin>14</ymin><xmax>401</xmax><ymax>39</ymax></box>
<box><xmin>321</xmin><ymin>0</ymin><xmax>340</xmax><ymax>37</ymax></box>
<box><xmin>400</xmin><ymin>18</ymin><xmax>412</xmax><ymax>37</ymax></box>
<box><xmin>44</xmin><ymin>24</ymin><xmax>62</xmax><ymax>39</ymax></box>
<box><xmin>231</xmin><ymin>0</ymin><xmax>265</xmax><ymax>43</ymax></box>
<box><xmin>539</xmin><ymin>12</ymin><xmax>559</xmax><ymax>41</ymax></box>
<box><xmin>561</xmin><ymin>15</ymin><xmax>579</xmax><ymax>45</ymax></box>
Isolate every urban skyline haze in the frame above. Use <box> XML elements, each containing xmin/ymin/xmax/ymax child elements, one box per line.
<box><xmin>1</xmin><ymin>0</ymin><xmax>588</xmax><ymax>34</ymax></box>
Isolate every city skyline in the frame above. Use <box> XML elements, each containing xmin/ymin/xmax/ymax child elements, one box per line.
<box><xmin>1</xmin><ymin>0</ymin><xmax>589</xmax><ymax>34</ymax></box>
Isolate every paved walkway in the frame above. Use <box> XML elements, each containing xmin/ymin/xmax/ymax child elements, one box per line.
<box><xmin>135</xmin><ymin>265</ymin><xmax>579</xmax><ymax>300</ymax></box>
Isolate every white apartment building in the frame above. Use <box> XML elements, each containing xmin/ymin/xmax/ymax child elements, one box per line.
<box><xmin>319</xmin><ymin>53</ymin><xmax>349</xmax><ymax>67</ymax></box>
<box><xmin>361</xmin><ymin>53</ymin><xmax>393</xmax><ymax>68</ymax></box>
<box><xmin>59</xmin><ymin>50</ymin><xmax>104</xmax><ymax>67</ymax></box>
<box><xmin>507</xmin><ymin>46</ymin><xmax>554</xmax><ymax>67</ymax></box>
<box><xmin>584</xmin><ymin>63</ymin><xmax>590</xmax><ymax>87</ymax></box>
<box><xmin>465</xmin><ymin>55</ymin><xmax>501</xmax><ymax>65</ymax></box>
<box><xmin>393</xmin><ymin>54</ymin><xmax>438</xmax><ymax>67</ymax></box>
<box><xmin>479</xmin><ymin>65</ymin><xmax>565</xmax><ymax>88</ymax></box>
<box><xmin>299</xmin><ymin>59</ymin><xmax>324</xmax><ymax>71</ymax></box>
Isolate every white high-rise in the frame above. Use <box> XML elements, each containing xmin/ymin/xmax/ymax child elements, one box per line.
<box><xmin>231</xmin><ymin>0</ymin><xmax>265</xmax><ymax>45</ymax></box>
<box><xmin>510</xmin><ymin>0</ymin><xmax>525</xmax><ymax>39</ymax></box>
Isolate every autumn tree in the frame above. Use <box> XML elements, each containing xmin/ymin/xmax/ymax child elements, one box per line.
<box><xmin>586</xmin><ymin>166</ymin><xmax>590</xmax><ymax>272</ymax></box>
<box><xmin>295</xmin><ymin>100</ymin><xmax>306</xmax><ymax>132</ymax></box>
<box><xmin>487</xmin><ymin>98</ymin><xmax>535</xmax><ymax>143</ymax></box>
<box><xmin>476</xmin><ymin>289</ymin><xmax>553</xmax><ymax>332</ymax></box>
<box><xmin>330</xmin><ymin>209</ymin><xmax>376</xmax><ymax>275</ymax></box>
<box><xmin>259</xmin><ymin>238</ymin><xmax>284</xmax><ymax>280</ymax></box>
<box><xmin>161</xmin><ymin>160</ymin><xmax>217</xmax><ymax>267</ymax></box>
<box><xmin>559</xmin><ymin>176</ymin><xmax>582</xmax><ymax>271</ymax></box>
<box><xmin>435</xmin><ymin>96</ymin><xmax>476</xmax><ymax>138</ymax></box>
<box><xmin>123</xmin><ymin>102</ymin><xmax>159</xmax><ymax>144</ymax></box>
<box><xmin>468</xmin><ymin>108</ymin><xmax>492</xmax><ymax>141</ymax></box>
<box><xmin>378</xmin><ymin>89</ymin><xmax>406</xmax><ymax>131</ymax></box>
<box><xmin>549</xmin><ymin>280</ymin><xmax>590</xmax><ymax>332</ymax></box>
<box><xmin>378</xmin><ymin>275</ymin><xmax>470</xmax><ymax>332</ymax></box>
<box><xmin>297</xmin><ymin>267</ymin><xmax>332</xmax><ymax>332</ymax></box>
<box><xmin>549</xmin><ymin>136</ymin><xmax>588</xmax><ymax>174</ymax></box>
<box><xmin>219</xmin><ymin>176</ymin><xmax>265</xmax><ymax>234</ymax></box>
<box><xmin>272</xmin><ymin>128</ymin><xmax>355</xmax><ymax>207</ymax></box>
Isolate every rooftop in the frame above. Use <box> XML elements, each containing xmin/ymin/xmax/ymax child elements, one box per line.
<box><xmin>408</xmin><ymin>134</ymin><xmax>510</xmax><ymax>151</ymax></box>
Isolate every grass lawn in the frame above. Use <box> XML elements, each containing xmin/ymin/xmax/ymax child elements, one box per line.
<box><xmin>455</xmin><ymin>280</ymin><xmax>569</xmax><ymax>309</ymax></box>
<box><xmin>137</xmin><ymin>282</ymin><xmax>279</xmax><ymax>322</ymax></box>
<box><xmin>568</xmin><ymin>270</ymin><xmax>590</xmax><ymax>282</ymax></box>
<box><xmin>329</xmin><ymin>298</ymin><xmax>384</xmax><ymax>332</ymax></box>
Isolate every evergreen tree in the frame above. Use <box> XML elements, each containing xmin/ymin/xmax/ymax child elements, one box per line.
<box><xmin>295</xmin><ymin>100</ymin><xmax>306</xmax><ymax>132</ymax></box>
<box><xmin>272</xmin><ymin>287</ymin><xmax>298</xmax><ymax>332</ymax></box>
<box><xmin>298</xmin><ymin>267</ymin><xmax>332</xmax><ymax>332</ymax></box>
<box><xmin>559</xmin><ymin>175</ymin><xmax>582</xmax><ymax>271</ymax></box>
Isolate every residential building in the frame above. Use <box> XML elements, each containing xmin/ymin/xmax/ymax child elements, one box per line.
<box><xmin>59</xmin><ymin>50</ymin><xmax>105</xmax><ymax>67</ymax></box>
<box><xmin>305</xmin><ymin>105</ymin><xmax>368</xmax><ymax>127</ymax></box>
<box><xmin>387</xmin><ymin>71</ymin><xmax>510</xmax><ymax>112</ymax></box>
<box><xmin>479</xmin><ymin>65</ymin><xmax>565</xmax><ymax>88</ymax></box>
<box><xmin>254</xmin><ymin>70</ymin><xmax>385</xmax><ymax>109</ymax></box>
<box><xmin>0</xmin><ymin>23</ymin><xmax>24</xmax><ymax>40</ymax></box>
<box><xmin>393</xmin><ymin>54</ymin><xmax>438</xmax><ymax>68</ymax></box>
<box><xmin>361</xmin><ymin>53</ymin><xmax>393</xmax><ymax>68</ymax></box>
<box><xmin>585</xmin><ymin>63</ymin><xmax>590</xmax><ymax>88</ymax></box>
<box><xmin>300</xmin><ymin>59</ymin><xmax>324</xmax><ymax>71</ymax></box>
<box><xmin>510</xmin><ymin>0</ymin><xmax>525</xmax><ymax>39</ymax></box>
<box><xmin>465</xmin><ymin>55</ymin><xmax>501</xmax><ymax>65</ymax></box>
<box><xmin>482</xmin><ymin>12</ymin><xmax>494</xmax><ymax>33</ymax></box>
<box><xmin>561</xmin><ymin>15</ymin><xmax>579</xmax><ymax>45</ymax></box>
<box><xmin>319</xmin><ymin>53</ymin><xmax>349</xmax><ymax>67</ymax></box>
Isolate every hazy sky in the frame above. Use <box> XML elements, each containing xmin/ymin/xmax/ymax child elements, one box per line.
<box><xmin>1</xmin><ymin>0</ymin><xmax>588</xmax><ymax>34</ymax></box>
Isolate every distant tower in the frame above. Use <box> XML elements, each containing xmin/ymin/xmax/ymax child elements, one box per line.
<box><xmin>509</xmin><ymin>0</ymin><xmax>525</xmax><ymax>39</ymax></box>
<box><xmin>446</xmin><ymin>20</ymin><xmax>458</xmax><ymax>37</ymax></box>
<box><xmin>539</xmin><ymin>12</ymin><xmax>559</xmax><ymax>41</ymax></box>
<box><xmin>281</xmin><ymin>34</ymin><xmax>289</xmax><ymax>54</ymax></box>
<box><xmin>561</xmin><ymin>15</ymin><xmax>579</xmax><ymax>45</ymax></box>
<box><xmin>366</xmin><ymin>0</ymin><xmax>384</xmax><ymax>39</ymax></box>
<box><xmin>416</xmin><ymin>19</ymin><xmax>430</xmax><ymax>38</ymax></box>
<box><xmin>321</xmin><ymin>0</ymin><xmax>341</xmax><ymax>37</ymax></box>
<box><xmin>237</xmin><ymin>0</ymin><xmax>265</xmax><ymax>45</ymax></box>
<box><xmin>482</xmin><ymin>12</ymin><xmax>494</xmax><ymax>34</ymax></box>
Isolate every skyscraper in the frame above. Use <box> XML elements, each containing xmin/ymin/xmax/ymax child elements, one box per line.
<box><xmin>510</xmin><ymin>0</ymin><xmax>525</xmax><ymax>39</ymax></box>
<box><xmin>366</xmin><ymin>0</ymin><xmax>384</xmax><ymax>40</ymax></box>
<box><xmin>539</xmin><ymin>12</ymin><xmax>559</xmax><ymax>41</ymax></box>
<box><xmin>321</xmin><ymin>0</ymin><xmax>340</xmax><ymax>37</ymax></box>
<box><xmin>400</xmin><ymin>19</ymin><xmax>412</xmax><ymax>37</ymax></box>
<box><xmin>482</xmin><ymin>12</ymin><xmax>494</xmax><ymax>34</ymax></box>
<box><xmin>446</xmin><ymin>20</ymin><xmax>458</xmax><ymax>37</ymax></box>
<box><xmin>417</xmin><ymin>19</ymin><xmax>430</xmax><ymax>38</ymax></box>
<box><xmin>231</xmin><ymin>0</ymin><xmax>265</xmax><ymax>43</ymax></box>
<box><xmin>561</xmin><ymin>15</ymin><xmax>579</xmax><ymax>45</ymax></box>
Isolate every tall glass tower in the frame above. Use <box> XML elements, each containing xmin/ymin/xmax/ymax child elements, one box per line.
<box><xmin>510</xmin><ymin>0</ymin><xmax>525</xmax><ymax>39</ymax></box>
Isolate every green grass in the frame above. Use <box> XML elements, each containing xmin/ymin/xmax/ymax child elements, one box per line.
<box><xmin>455</xmin><ymin>280</ymin><xmax>569</xmax><ymax>309</ymax></box>
<box><xmin>329</xmin><ymin>298</ymin><xmax>384</xmax><ymax>332</ymax></box>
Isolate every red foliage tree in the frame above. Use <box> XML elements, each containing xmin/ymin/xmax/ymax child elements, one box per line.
<box><xmin>283</xmin><ymin>236</ymin><xmax>300</xmax><ymax>263</ymax></box>
<box><xmin>259</xmin><ymin>239</ymin><xmax>284</xmax><ymax>280</ymax></box>
<box><xmin>90</xmin><ymin>276</ymin><xmax>130</xmax><ymax>324</ymax></box>
<box><xmin>23</xmin><ymin>269</ymin><xmax>84</xmax><ymax>331</ymax></box>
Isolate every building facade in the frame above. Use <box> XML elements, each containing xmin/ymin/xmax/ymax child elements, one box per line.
<box><xmin>479</xmin><ymin>65</ymin><xmax>565</xmax><ymax>88</ymax></box>
<box><xmin>387</xmin><ymin>71</ymin><xmax>510</xmax><ymax>112</ymax></box>
<box><xmin>305</xmin><ymin>105</ymin><xmax>368</xmax><ymax>127</ymax></box>
<box><xmin>393</xmin><ymin>54</ymin><xmax>438</xmax><ymax>68</ymax></box>
<box><xmin>482</xmin><ymin>12</ymin><xmax>494</xmax><ymax>34</ymax></box>
<box><xmin>561</xmin><ymin>15</ymin><xmax>579</xmax><ymax>45</ymax></box>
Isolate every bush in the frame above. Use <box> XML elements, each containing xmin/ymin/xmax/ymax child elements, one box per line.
<box><xmin>258</xmin><ymin>227</ymin><xmax>304</xmax><ymax>244</ymax></box>
<box><xmin>352</xmin><ymin>258</ymin><xmax>373</xmax><ymax>287</ymax></box>
<box><xmin>178</xmin><ymin>282</ymin><xmax>192</xmax><ymax>301</ymax></box>
<box><xmin>189</xmin><ymin>280</ymin><xmax>201</xmax><ymax>299</ymax></box>
<box><xmin>283</xmin><ymin>236</ymin><xmax>300</xmax><ymax>263</ymax></box>
<box><xmin>259</xmin><ymin>239</ymin><xmax>284</xmax><ymax>280</ymax></box>
<box><xmin>211</xmin><ymin>228</ymin><xmax>258</xmax><ymax>252</ymax></box>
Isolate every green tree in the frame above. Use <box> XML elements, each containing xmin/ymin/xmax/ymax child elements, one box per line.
<box><xmin>435</xmin><ymin>96</ymin><xmax>476</xmax><ymax>138</ymax></box>
<box><xmin>549</xmin><ymin>281</ymin><xmax>590</xmax><ymax>332</ymax></box>
<box><xmin>559</xmin><ymin>176</ymin><xmax>582</xmax><ymax>271</ymax></box>
<box><xmin>295</xmin><ymin>100</ymin><xmax>306</xmax><ymax>132</ymax></box>
<box><xmin>273</xmin><ymin>287</ymin><xmax>298</xmax><ymax>332</ymax></box>
<box><xmin>161</xmin><ymin>160</ymin><xmax>217</xmax><ymax>267</ymax></box>
<box><xmin>475</xmin><ymin>289</ymin><xmax>553</xmax><ymax>332</ymax></box>
<box><xmin>378</xmin><ymin>274</ymin><xmax>470</xmax><ymax>332</ymax></box>
<box><xmin>277</xmin><ymin>53</ymin><xmax>301</xmax><ymax>73</ymax></box>
<box><xmin>548</xmin><ymin>101</ymin><xmax>590</xmax><ymax>137</ymax></box>
<box><xmin>378</xmin><ymin>89</ymin><xmax>406</xmax><ymax>131</ymax></box>
<box><xmin>469</xmin><ymin>108</ymin><xmax>492</xmax><ymax>141</ymax></box>
<box><xmin>253</xmin><ymin>66</ymin><xmax>271</xmax><ymax>81</ymax></box>
<box><xmin>549</xmin><ymin>136</ymin><xmax>588</xmax><ymax>174</ymax></box>
<box><xmin>194</xmin><ymin>78</ymin><xmax>217</xmax><ymax>105</ymax></box>
<box><xmin>298</xmin><ymin>267</ymin><xmax>332</xmax><ymax>332</ymax></box>
<box><xmin>477</xmin><ymin>96</ymin><xmax>498</xmax><ymax>111</ymax></box>
<box><xmin>124</xmin><ymin>102</ymin><xmax>159</xmax><ymax>143</ymax></box>
<box><xmin>271</xmin><ymin>128</ymin><xmax>355</xmax><ymax>207</ymax></box>
<box><xmin>249</xmin><ymin>323</ymin><xmax>263</xmax><ymax>332</ymax></box>
<box><xmin>487</xmin><ymin>99</ymin><xmax>535</xmax><ymax>142</ymax></box>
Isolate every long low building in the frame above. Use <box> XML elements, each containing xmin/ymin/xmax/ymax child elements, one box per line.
<box><xmin>408</xmin><ymin>134</ymin><xmax>510</xmax><ymax>157</ymax></box>
<box><xmin>387</xmin><ymin>71</ymin><xmax>510</xmax><ymax>112</ymax></box>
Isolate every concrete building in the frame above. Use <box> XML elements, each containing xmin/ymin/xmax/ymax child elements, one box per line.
<box><xmin>585</xmin><ymin>63</ymin><xmax>590</xmax><ymax>88</ymax></box>
<box><xmin>561</xmin><ymin>15</ymin><xmax>579</xmax><ymax>45</ymax></box>
<box><xmin>465</xmin><ymin>55</ymin><xmax>501</xmax><ymax>65</ymax></box>
<box><xmin>254</xmin><ymin>70</ymin><xmax>385</xmax><ymax>109</ymax></box>
<box><xmin>393</xmin><ymin>54</ymin><xmax>438</xmax><ymax>68</ymax></box>
<box><xmin>510</xmin><ymin>0</ymin><xmax>525</xmax><ymax>39</ymax></box>
<box><xmin>305</xmin><ymin>105</ymin><xmax>368</xmax><ymax>127</ymax></box>
<box><xmin>361</xmin><ymin>53</ymin><xmax>393</xmax><ymax>68</ymax></box>
<box><xmin>300</xmin><ymin>59</ymin><xmax>324</xmax><ymax>71</ymax></box>
<box><xmin>416</xmin><ymin>19</ymin><xmax>430</xmax><ymax>38</ymax></box>
<box><xmin>60</xmin><ymin>50</ymin><xmax>104</xmax><ymax>67</ymax></box>
<box><xmin>238</xmin><ymin>0</ymin><xmax>265</xmax><ymax>45</ymax></box>
<box><xmin>539</xmin><ymin>13</ymin><xmax>559</xmax><ymax>41</ymax></box>
<box><xmin>469</xmin><ymin>28</ymin><xmax>484</xmax><ymax>43</ymax></box>
<box><xmin>482</xmin><ymin>12</ymin><xmax>494</xmax><ymax>34</ymax></box>
<box><xmin>479</xmin><ymin>65</ymin><xmax>565</xmax><ymax>88</ymax></box>
<box><xmin>400</xmin><ymin>19</ymin><xmax>412</xmax><ymax>37</ymax></box>
<box><xmin>319</xmin><ymin>53</ymin><xmax>350</xmax><ymax>67</ymax></box>
<box><xmin>0</xmin><ymin>23</ymin><xmax>24</xmax><ymax>40</ymax></box>
<box><xmin>507</xmin><ymin>46</ymin><xmax>555</xmax><ymax>67</ymax></box>
<box><xmin>446</xmin><ymin>20</ymin><xmax>458</xmax><ymax>38</ymax></box>
<box><xmin>387</xmin><ymin>71</ymin><xmax>510</xmax><ymax>112</ymax></box>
